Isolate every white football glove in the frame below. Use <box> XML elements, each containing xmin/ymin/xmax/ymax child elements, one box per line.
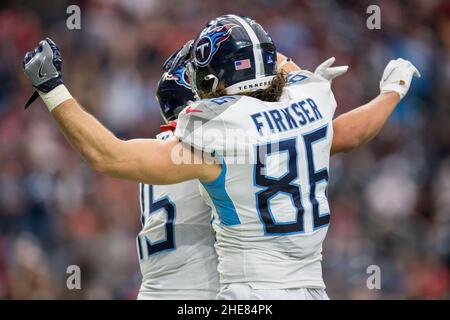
<box><xmin>314</xmin><ymin>57</ymin><xmax>348</xmax><ymax>83</ymax></box>
<box><xmin>380</xmin><ymin>58</ymin><xmax>421</xmax><ymax>100</ymax></box>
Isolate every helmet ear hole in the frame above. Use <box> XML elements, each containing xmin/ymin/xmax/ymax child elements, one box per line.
<box><xmin>204</xmin><ymin>75</ymin><xmax>219</xmax><ymax>93</ymax></box>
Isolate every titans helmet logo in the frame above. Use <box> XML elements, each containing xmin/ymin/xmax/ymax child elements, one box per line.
<box><xmin>194</xmin><ymin>23</ymin><xmax>239</xmax><ymax>67</ymax></box>
<box><xmin>166</xmin><ymin>66</ymin><xmax>191</xmax><ymax>89</ymax></box>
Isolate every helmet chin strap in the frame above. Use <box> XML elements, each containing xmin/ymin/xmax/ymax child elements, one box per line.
<box><xmin>204</xmin><ymin>75</ymin><xmax>219</xmax><ymax>93</ymax></box>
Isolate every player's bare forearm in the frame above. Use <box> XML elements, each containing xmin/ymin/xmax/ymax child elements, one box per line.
<box><xmin>331</xmin><ymin>92</ymin><xmax>400</xmax><ymax>155</ymax></box>
<box><xmin>276</xmin><ymin>54</ymin><xmax>384</xmax><ymax>155</ymax></box>
<box><xmin>51</xmin><ymin>98</ymin><xmax>121</xmax><ymax>171</ymax></box>
<box><xmin>22</xmin><ymin>38</ymin><xmax>220</xmax><ymax>185</ymax></box>
<box><xmin>51</xmin><ymin>98</ymin><xmax>218</xmax><ymax>184</ymax></box>
<box><xmin>330</xmin><ymin>58</ymin><xmax>419</xmax><ymax>155</ymax></box>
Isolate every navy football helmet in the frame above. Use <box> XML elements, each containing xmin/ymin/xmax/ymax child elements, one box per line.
<box><xmin>187</xmin><ymin>14</ymin><xmax>277</xmax><ymax>95</ymax></box>
<box><xmin>156</xmin><ymin>41</ymin><xmax>195</xmax><ymax>122</ymax></box>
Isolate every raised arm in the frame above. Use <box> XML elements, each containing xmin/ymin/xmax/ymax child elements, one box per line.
<box><xmin>276</xmin><ymin>54</ymin><xmax>420</xmax><ymax>154</ymax></box>
<box><xmin>23</xmin><ymin>38</ymin><xmax>220</xmax><ymax>185</ymax></box>
<box><xmin>52</xmin><ymin>98</ymin><xmax>219</xmax><ymax>184</ymax></box>
<box><xmin>331</xmin><ymin>92</ymin><xmax>399</xmax><ymax>154</ymax></box>
<box><xmin>331</xmin><ymin>58</ymin><xmax>420</xmax><ymax>154</ymax></box>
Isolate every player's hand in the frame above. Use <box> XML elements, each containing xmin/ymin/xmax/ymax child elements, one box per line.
<box><xmin>379</xmin><ymin>58</ymin><xmax>421</xmax><ymax>100</ymax></box>
<box><xmin>314</xmin><ymin>57</ymin><xmax>348</xmax><ymax>83</ymax></box>
<box><xmin>23</xmin><ymin>37</ymin><xmax>63</xmax><ymax>93</ymax></box>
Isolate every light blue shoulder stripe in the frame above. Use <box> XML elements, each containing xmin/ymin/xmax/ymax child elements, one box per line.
<box><xmin>201</xmin><ymin>157</ymin><xmax>240</xmax><ymax>226</ymax></box>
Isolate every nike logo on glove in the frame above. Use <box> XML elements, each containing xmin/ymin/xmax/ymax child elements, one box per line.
<box><xmin>37</xmin><ymin>58</ymin><xmax>47</xmax><ymax>79</ymax></box>
<box><xmin>382</xmin><ymin>67</ymin><xmax>396</xmax><ymax>82</ymax></box>
<box><xmin>185</xmin><ymin>106</ymin><xmax>202</xmax><ymax>113</ymax></box>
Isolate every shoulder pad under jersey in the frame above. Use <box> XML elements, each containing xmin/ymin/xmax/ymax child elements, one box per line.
<box><xmin>286</xmin><ymin>70</ymin><xmax>330</xmax><ymax>87</ymax></box>
<box><xmin>174</xmin><ymin>96</ymin><xmax>242</xmax><ymax>150</ymax></box>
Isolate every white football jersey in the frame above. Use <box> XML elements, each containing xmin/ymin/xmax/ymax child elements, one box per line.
<box><xmin>175</xmin><ymin>71</ymin><xmax>336</xmax><ymax>289</ymax></box>
<box><xmin>137</xmin><ymin>130</ymin><xmax>219</xmax><ymax>296</ymax></box>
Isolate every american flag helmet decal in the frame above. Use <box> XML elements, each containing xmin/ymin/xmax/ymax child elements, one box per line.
<box><xmin>234</xmin><ymin>59</ymin><xmax>251</xmax><ymax>70</ymax></box>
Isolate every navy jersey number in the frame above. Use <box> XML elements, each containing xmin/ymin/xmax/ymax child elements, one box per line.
<box><xmin>254</xmin><ymin>125</ymin><xmax>330</xmax><ymax>235</ymax></box>
<box><xmin>137</xmin><ymin>184</ymin><xmax>175</xmax><ymax>258</ymax></box>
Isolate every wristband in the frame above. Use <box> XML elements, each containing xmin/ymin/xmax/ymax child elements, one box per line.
<box><xmin>38</xmin><ymin>84</ymin><xmax>73</xmax><ymax>112</ymax></box>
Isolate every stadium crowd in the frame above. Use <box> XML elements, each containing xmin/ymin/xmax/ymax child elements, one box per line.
<box><xmin>0</xmin><ymin>0</ymin><xmax>449</xmax><ymax>299</ymax></box>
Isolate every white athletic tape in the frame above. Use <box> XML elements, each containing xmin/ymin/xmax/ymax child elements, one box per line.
<box><xmin>39</xmin><ymin>84</ymin><xmax>73</xmax><ymax>112</ymax></box>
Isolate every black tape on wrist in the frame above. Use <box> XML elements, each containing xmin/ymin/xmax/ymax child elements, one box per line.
<box><xmin>24</xmin><ymin>91</ymin><xmax>39</xmax><ymax>109</ymax></box>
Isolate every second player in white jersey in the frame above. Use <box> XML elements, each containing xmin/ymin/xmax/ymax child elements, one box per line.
<box><xmin>137</xmin><ymin>130</ymin><xmax>219</xmax><ymax>299</ymax></box>
<box><xmin>175</xmin><ymin>71</ymin><xmax>335</xmax><ymax>291</ymax></box>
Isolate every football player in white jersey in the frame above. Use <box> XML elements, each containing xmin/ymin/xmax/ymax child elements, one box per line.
<box><xmin>23</xmin><ymin>14</ymin><xmax>419</xmax><ymax>299</ymax></box>
<box><xmin>136</xmin><ymin>44</ymin><xmax>219</xmax><ymax>300</ymax></box>
<box><xmin>174</xmin><ymin>15</ymin><xmax>342</xmax><ymax>297</ymax></box>
<box><xmin>137</xmin><ymin>45</ymin><xmax>345</xmax><ymax>300</ymax></box>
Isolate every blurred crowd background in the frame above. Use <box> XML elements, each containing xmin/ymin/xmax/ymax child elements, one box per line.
<box><xmin>0</xmin><ymin>0</ymin><xmax>449</xmax><ymax>299</ymax></box>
